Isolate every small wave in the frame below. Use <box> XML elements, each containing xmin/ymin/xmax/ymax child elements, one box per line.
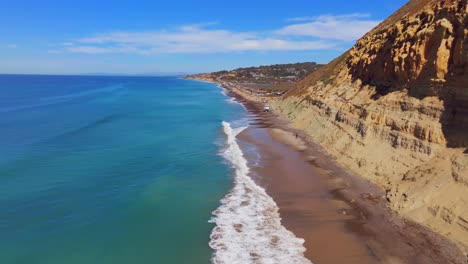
<box><xmin>218</xmin><ymin>86</ymin><xmax>247</xmax><ymax>110</ymax></box>
<box><xmin>209</xmin><ymin>121</ymin><xmax>312</xmax><ymax>264</ymax></box>
<box><xmin>0</xmin><ymin>84</ymin><xmax>123</xmax><ymax>113</ymax></box>
<box><xmin>225</xmin><ymin>97</ymin><xmax>246</xmax><ymax>109</ymax></box>
<box><xmin>42</xmin><ymin>114</ymin><xmax>122</xmax><ymax>145</ymax></box>
<box><xmin>218</xmin><ymin>85</ymin><xmax>228</xmax><ymax>96</ymax></box>
<box><xmin>39</xmin><ymin>84</ymin><xmax>123</xmax><ymax>103</ymax></box>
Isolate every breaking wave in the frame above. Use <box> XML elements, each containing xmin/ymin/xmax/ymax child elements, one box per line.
<box><xmin>209</xmin><ymin>121</ymin><xmax>312</xmax><ymax>264</ymax></box>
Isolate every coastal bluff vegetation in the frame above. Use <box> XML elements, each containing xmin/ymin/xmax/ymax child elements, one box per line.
<box><xmin>188</xmin><ymin>62</ymin><xmax>322</xmax><ymax>86</ymax></box>
<box><xmin>188</xmin><ymin>0</ymin><xmax>468</xmax><ymax>254</ymax></box>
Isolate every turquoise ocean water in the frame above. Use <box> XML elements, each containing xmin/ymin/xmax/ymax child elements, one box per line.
<box><xmin>0</xmin><ymin>75</ymin><xmax>248</xmax><ymax>263</ymax></box>
<box><xmin>0</xmin><ymin>75</ymin><xmax>311</xmax><ymax>264</ymax></box>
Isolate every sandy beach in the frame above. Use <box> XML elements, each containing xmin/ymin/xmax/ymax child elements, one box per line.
<box><xmin>221</xmin><ymin>82</ymin><xmax>466</xmax><ymax>264</ymax></box>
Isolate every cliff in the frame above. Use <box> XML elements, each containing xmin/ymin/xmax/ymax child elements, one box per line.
<box><xmin>274</xmin><ymin>0</ymin><xmax>468</xmax><ymax>250</ymax></box>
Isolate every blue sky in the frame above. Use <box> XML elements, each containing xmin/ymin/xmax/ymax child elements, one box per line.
<box><xmin>0</xmin><ymin>0</ymin><xmax>408</xmax><ymax>75</ymax></box>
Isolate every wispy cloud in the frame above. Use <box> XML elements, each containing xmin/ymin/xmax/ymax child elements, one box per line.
<box><xmin>63</xmin><ymin>25</ymin><xmax>336</xmax><ymax>54</ymax></box>
<box><xmin>279</xmin><ymin>14</ymin><xmax>380</xmax><ymax>41</ymax></box>
<box><xmin>57</xmin><ymin>14</ymin><xmax>379</xmax><ymax>55</ymax></box>
<box><xmin>7</xmin><ymin>44</ymin><xmax>18</xmax><ymax>49</ymax></box>
<box><xmin>286</xmin><ymin>13</ymin><xmax>372</xmax><ymax>22</ymax></box>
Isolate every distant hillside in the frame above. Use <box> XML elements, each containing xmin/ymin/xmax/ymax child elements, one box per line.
<box><xmin>187</xmin><ymin>62</ymin><xmax>322</xmax><ymax>84</ymax></box>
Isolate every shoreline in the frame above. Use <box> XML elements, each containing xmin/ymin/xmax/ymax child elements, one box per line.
<box><xmin>189</xmin><ymin>77</ymin><xmax>466</xmax><ymax>263</ymax></box>
<box><xmin>238</xmin><ymin>125</ymin><xmax>379</xmax><ymax>263</ymax></box>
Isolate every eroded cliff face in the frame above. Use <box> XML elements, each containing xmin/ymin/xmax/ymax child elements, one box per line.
<box><xmin>274</xmin><ymin>0</ymin><xmax>468</xmax><ymax>250</ymax></box>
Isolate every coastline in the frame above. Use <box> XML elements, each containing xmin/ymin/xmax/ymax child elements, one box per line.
<box><xmin>188</xmin><ymin>77</ymin><xmax>466</xmax><ymax>264</ymax></box>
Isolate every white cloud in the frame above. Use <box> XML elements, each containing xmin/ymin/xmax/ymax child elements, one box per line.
<box><xmin>278</xmin><ymin>14</ymin><xmax>380</xmax><ymax>41</ymax></box>
<box><xmin>60</xmin><ymin>14</ymin><xmax>378</xmax><ymax>55</ymax></box>
<box><xmin>7</xmin><ymin>44</ymin><xmax>17</xmax><ymax>48</ymax></box>
<box><xmin>65</xmin><ymin>25</ymin><xmax>336</xmax><ymax>54</ymax></box>
<box><xmin>287</xmin><ymin>13</ymin><xmax>371</xmax><ymax>22</ymax></box>
<box><xmin>47</xmin><ymin>50</ymin><xmax>64</xmax><ymax>54</ymax></box>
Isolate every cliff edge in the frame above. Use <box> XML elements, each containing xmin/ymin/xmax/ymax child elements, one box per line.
<box><xmin>274</xmin><ymin>0</ymin><xmax>468</xmax><ymax>250</ymax></box>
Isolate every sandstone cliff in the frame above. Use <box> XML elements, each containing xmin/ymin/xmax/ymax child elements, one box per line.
<box><xmin>274</xmin><ymin>0</ymin><xmax>468</xmax><ymax>250</ymax></box>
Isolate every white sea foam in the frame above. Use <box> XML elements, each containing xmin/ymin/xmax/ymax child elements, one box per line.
<box><xmin>219</xmin><ymin>85</ymin><xmax>246</xmax><ymax>110</ymax></box>
<box><xmin>225</xmin><ymin>97</ymin><xmax>245</xmax><ymax>108</ymax></box>
<box><xmin>209</xmin><ymin>121</ymin><xmax>312</xmax><ymax>264</ymax></box>
<box><xmin>219</xmin><ymin>85</ymin><xmax>229</xmax><ymax>96</ymax></box>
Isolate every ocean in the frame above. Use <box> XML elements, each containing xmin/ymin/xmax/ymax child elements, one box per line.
<box><xmin>0</xmin><ymin>75</ymin><xmax>309</xmax><ymax>264</ymax></box>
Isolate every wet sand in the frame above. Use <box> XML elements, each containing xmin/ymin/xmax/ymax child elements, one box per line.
<box><xmin>239</xmin><ymin>126</ymin><xmax>378</xmax><ymax>263</ymax></box>
<box><xmin>230</xmin><ymin>90</ymin><xmax>466</xmax><ymax>264</ymax></box>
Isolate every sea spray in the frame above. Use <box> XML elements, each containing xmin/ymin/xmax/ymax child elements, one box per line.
<box><xmin>209</xmin><ymin>121</ymin><xmax>312</xmax><ymax>264</ymax></box>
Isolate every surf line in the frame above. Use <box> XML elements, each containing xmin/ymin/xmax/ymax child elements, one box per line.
<box><xmin>209</xmin><ymin>121</ymin><xmax>312</xmax><ymax>264</ymax></box>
